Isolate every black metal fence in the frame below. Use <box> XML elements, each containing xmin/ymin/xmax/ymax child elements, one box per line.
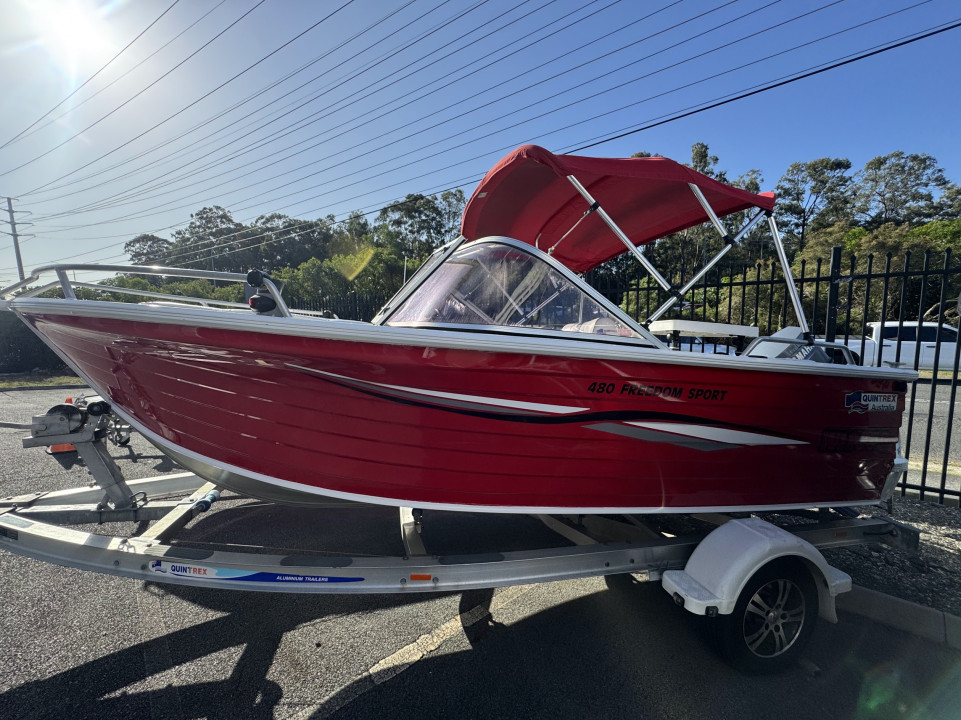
<box><xmin>588</xmin><ymin>247</ymin><xmax>961</xmax><ymax>506</ymax></box>
<box><xmin>291</xmin><ymin>291</ymin><xmax>392</xmax><ymax>321</ymax></box>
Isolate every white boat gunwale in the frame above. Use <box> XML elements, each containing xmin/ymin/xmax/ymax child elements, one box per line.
<box><xmin>7</xmin><ymin>292</ymin><xmax>917</xmax><ymax>381</ymax></box>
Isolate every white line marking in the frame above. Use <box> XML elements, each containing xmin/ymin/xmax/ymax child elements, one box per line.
<box><xmin>290</xmin><ymin>584</ymin><xmax>535</xmax><ymax>719</ymax></box>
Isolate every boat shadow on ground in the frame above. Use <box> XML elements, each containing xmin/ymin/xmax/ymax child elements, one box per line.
<box><xmin>0</xmin><ymin>581</ymin><xmax>458</xmax><ymax>720</ymax></box>
<box><xmin>1</xmin><ymin>568</ymin><xmax>959</xmax><ymax>720</ymax></box>
<box><xmin>315</xmin><ymin>575</ymin><xmax>961</xmax><ymax>720</ymax></box>
<box><xmin>0</xmin><ymin>502</ymin><xmax>550</xmax><ymax>720</ymax></box>
<box><xmin>47</xmin><ymin>444</ymin><xmax>177</xmax><ymax>474</ymax></box>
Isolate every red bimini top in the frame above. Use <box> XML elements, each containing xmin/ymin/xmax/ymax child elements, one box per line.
<box><xmin>460</xmin><ymin>144</ymin><xmax>776</xmax><ymax>273</ymax></box>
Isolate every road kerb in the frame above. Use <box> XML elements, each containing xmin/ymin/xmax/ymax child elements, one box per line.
<box><xmin>839</xmin><ymin>585</ymin><xmax>961</xmax><ymax>650</ymax></box>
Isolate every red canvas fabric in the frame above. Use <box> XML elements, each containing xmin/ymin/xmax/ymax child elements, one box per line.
<box><xmin>460</xmin><ymin>144</ymin><xmax>776</xmax><ymax>272</ymax></box>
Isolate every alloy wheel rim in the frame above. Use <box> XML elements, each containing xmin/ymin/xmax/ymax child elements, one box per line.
<box><xmin>741</xmin><ymin>578</ymin><xmax>806</xmax><ymax>658</ymax></box>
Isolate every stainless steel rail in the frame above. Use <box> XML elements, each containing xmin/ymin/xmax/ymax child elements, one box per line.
<box><xmin>0</xmin><ymin>263</ymin><xmax>291</xmax><ymax>317</ymax></box>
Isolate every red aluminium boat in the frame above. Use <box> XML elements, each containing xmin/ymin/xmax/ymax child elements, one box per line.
<box><xmin>1</xmin><ymin>145</ymin><xmax>915</xmax><ymax>513</ymax></box>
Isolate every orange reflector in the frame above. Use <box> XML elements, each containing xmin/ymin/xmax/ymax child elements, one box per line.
<box><xmin>48</xmin><ymin>443</ymin><xmax>77</xmax><ymax>454</ymax></box>
<box><xmin>409</xmin><ymin>574</ymin><xmax>432</xmax><ymax>582</ymax></box>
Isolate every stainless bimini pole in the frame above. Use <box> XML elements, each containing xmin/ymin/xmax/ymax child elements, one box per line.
<box><xmin>564</xmin><ymin>175</ymin><xmax>811</xmax><ymax>334</ymax></box>
<box><xmin>565</xmin><ymin>175</ymin><xmax>673</xmax><ymax>292</ymax></box>
<box><xmin>768</xmin><ymin>214</ymin><xmax>810</xmax><ymax>335</ymax></box>
<box><xmin>647</xmin><ymin>208</ymin><xmax>768</xmax><ymax>323</ymax></box>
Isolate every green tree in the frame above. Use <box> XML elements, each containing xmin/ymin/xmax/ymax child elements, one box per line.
<box><xmin>375</xmin><ymin>190</ymin><xmax>465</xmax><ymax>260</ymax></box>
<box><xmin>796</xmin><ymin>219</ymin><xmax>961</xmax><ymax>329</ymax></box>
<box><xmin>689</xmin><ymin>141</ymin><xmax>727</xmax><ymax>182</ymax></box>
<box><xmin>330</xmin><ymin>210</ymin><xmax>373</xmax><ymax>257</ymax></box>
<box><xmin>854</xmin><ymin>152</ymin><xmax>948</xmax><ymax>228</ymax></box>
<box><xmin>774</xmin><ymin>158</ymin><xmax>853</xmax><ymax>251</ymax></box>
<box><xmin>124</xmin><ymin>234</ymin><xmax>172</xmax><ymax>266</ymax></box>
<box><xmin>246</xmin><ymin>214</ymin><xmax>335</xmax><ymax>272</ymax></box>
<box><xmin>274</xmin><ymin>257</ymin><xmax>349</xmax><ymax>306</ymax></box>
<box><xmin>436</xmin><ymin>189</ymin><xmax>467</xmax><ymax>241</ymax></box>
<box><xmin>932</xmin><ymin>183</ymin><xmax>961</xmax><ymax>221</ymax></box>
<box><xmin>168</xmin><ymin>206</ymin><xmax>247</xmax><ymax>272</ymax></box>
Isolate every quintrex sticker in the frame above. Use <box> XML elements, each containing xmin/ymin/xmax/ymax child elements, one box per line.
<box><xmin>845</xmin><ymin>391</ymin><xmax>897</xmax><ymax>414</ymax></box>
<box><xmin>148</xmin><ymin>560</ymin><xmax>363</xmax><ymax>584</ymax></box>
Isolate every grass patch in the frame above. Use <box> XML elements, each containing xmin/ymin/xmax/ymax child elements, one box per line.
<box><xmin>0</xmin><ymin>372</ymin><xmax>84</xmax><ymax>389</ymax></box>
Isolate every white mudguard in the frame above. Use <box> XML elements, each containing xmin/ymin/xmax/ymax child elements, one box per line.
<box><xmin>661</xmin><ymin>517</ymin><xmax>852</xmax><ymax>622</ymax></box>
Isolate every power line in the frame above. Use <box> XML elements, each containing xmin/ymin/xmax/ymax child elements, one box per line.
<box><xmin>29</xmin><ymin>0</ymin><xmax>737</xmax><ymax>224</ymax></box>
<box><xmin>570</xmin><ymin>18</ymin><xmax>961</xmax><ymax>153</ymax></box>
<box><xmin>25</xmin><ymin>0</ymin><xmax>495</xmax><ymax>209</ymax></box>
<box><xmin>0</xmin><ymin>2</ymin><xmax>924</xmax><ymax>262</ymax></box>
<box><xmin>16</xmin><ymin>0</ymin><xmax>359</xmax><ymax>194</ymax></box>
<box><xmin>0</xmin><ymin>0</ymin><xmax>182</xmax><ymax>151</ymax></box>
<box><xmin>34</xmin><ymin>0</ymin><xmax>846</xmax><ymax>232</ymax></box>
<box><xmin>0</xmin><ymin>0</ymin><xmax>270</xmax><ymax>182</ymax></box>
<box><xmin>21</xmin><ymin>0</ymin><xmax>447</xmax><ymax>202</ymax></box>
<box><xmin>17</xmin><ymin>0</ymin><xmax>473</xmax><ymax>198</ymax></box>
<box><xmin>2</xmin><ymin>3</ymin><xmax>956</xmax><ymax>277</ymax></box>
<box><xmin>42</xmin><ymin>13</ymin><xmax>961</xmax><ymax>270</ymax></box>
<box><xmin>9</xmin><ymin>1</ymin><xmax>231</xmax><ymax>149</ymax></box>
<box><xmin>33</xmin><ymin>0</ymin><xmax>590</xmax><ymax>218</ymax></box>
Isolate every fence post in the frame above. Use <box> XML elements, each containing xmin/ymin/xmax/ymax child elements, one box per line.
<box><xmin>824</xmin><ymin>246</ymin><xmax>842</xmax><ymax>343</ymax></box>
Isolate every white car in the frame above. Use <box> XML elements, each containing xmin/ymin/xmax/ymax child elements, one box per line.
<box><xmin>841</xmin><ymin>322</ymin><xmax>959</xmax><ymax>370</ymax></box>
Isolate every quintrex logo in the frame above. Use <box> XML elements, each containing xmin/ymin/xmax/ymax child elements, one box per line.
<box><xmin>845</xmin><ymin>391</ymin><xmax>897</xmax><ymax>414</ymax></box>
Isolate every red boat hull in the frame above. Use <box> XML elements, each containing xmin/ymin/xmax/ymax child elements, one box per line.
<box><xmin>21</xmin><ymin>309</ymin><xmax>908</xmax><ymax>513</ymax></box>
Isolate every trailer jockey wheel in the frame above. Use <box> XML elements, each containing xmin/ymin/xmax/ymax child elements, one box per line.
<box><xmin>86</xmin><ymin>400</ymin><xmax>111</xmax><ymax>416</ymax></box>
<box><xmin>713</xmin><ymin>558</ymin><xmax>818</xmax><ymax>674</ymax></box>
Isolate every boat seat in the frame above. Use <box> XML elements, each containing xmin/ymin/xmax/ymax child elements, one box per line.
<box><xmin>747</xmin><ymin>327</ymin><xmax>834</xmax><ymax>363</ymax></box>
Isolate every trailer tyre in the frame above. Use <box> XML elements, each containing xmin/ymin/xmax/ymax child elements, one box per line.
<box><xmin>713</xmin><ymin>558</ymin><xmax>818</xmax><ymax>674</ymax></box>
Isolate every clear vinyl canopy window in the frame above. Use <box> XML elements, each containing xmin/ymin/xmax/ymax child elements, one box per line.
<box><xmin>386</xmin><ymin>242</ymin><xmax>640</xmax><ymax>338</ymax></box>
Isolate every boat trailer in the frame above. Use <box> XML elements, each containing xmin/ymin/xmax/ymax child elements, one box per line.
<box><xmin>0</xmin><ymin>399</ymin><xmax>920</xmax><ymax>672</ymax></box>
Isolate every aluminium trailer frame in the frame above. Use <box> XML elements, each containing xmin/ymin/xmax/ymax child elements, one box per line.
<box><xmin>0</xmin><ymin>472</ymin><xmax>920</xmax><ymax>595</ymax></box>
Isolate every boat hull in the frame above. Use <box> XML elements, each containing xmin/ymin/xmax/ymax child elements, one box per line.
<box><xmin>17</xmin><ymin>304</ymin><xmax>909</xmax><ymax>513</ymax></box>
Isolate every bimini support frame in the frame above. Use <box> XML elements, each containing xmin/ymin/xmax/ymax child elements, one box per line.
<box><xmin>768</xmin><ymin>213</ymin><xmax>810</xmax><ymax>336</ymax></box>
<box><xmin>564</xmin><ymin>175</ymin><xmax>811</xmax><ymax>335</ymax></box>
<box><xmin>647</xmin><ymin>209</ymin><xmax>768</xmax><ymax>324</ymax></box>
<box><xmin>565</xmin><ymin>175</ymin><xmax>673</xmax><ymax>292</ymax></box>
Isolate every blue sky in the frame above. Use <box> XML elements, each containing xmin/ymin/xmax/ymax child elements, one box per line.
<box><xmin>0</xmin><ymin>0</ymin><xmax>959</xmax><ymax>287</ymax></box>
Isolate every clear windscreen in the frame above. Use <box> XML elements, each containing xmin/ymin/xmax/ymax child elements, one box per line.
<box><xmin>386</xmin><ymin>242</ymin><xmax>642</xmax><ymax>338</ymax></box>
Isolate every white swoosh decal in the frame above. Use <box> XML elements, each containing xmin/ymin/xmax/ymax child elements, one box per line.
<box><xmin>624</xmin><ymin>422</ymin><xmax>806</xmax><ymax>446</ymax></box>
<box><xmin>289</xmin><ymin>365</ymin><xmax>588</xmax><ymax>415</ymax></box>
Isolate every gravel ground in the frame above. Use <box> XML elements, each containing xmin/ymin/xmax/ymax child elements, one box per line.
<box><xmin>823</xmin><ymin>497</ymin><xmax>961</xmax><ymax>618</ymax></box>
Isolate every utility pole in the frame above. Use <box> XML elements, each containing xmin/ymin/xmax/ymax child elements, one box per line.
<box><xmin>4</xmin><ymin>197</ymin><xmax>25</xmax><ymax>281</ymax></box>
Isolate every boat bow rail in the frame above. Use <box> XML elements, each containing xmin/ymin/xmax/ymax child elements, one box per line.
<box><xmin>0</xmin><ymin>263</ymin><xmax>291</xmax><ymax>317</ymax></box>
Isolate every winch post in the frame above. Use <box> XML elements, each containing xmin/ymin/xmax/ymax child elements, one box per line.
<box><xmin>24</xmin><ymin>412</ymin><xmax>137</xmax><ymax>509</ymax></box>
<box><xmin>73</xmin><ymin>439</ymin><xmax>138</xmax><ymax>509</ymax></box>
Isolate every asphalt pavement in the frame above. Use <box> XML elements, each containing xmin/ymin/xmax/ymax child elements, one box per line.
<box><xmin>1</xmin><ymin>387</ymin><xmax>960</xmax><ymax>720</ymax></box>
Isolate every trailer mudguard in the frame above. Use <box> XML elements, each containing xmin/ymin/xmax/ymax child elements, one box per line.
<box><xmin>661</xmin><ymin>517</ymin><xmax>852</xmax><ymax>622</ymax></box>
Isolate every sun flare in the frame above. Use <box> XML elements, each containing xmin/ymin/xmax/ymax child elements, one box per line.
<box><xmin>26</xmin><ymin>0</ymin><xmax>118</xmax><ymax>79</ymax></box>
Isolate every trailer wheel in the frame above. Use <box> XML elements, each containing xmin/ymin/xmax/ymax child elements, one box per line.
<box><xmin>713</xmin><ymin>558</ymin><xmax>818</xmax><ymax>674</ymax></box>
